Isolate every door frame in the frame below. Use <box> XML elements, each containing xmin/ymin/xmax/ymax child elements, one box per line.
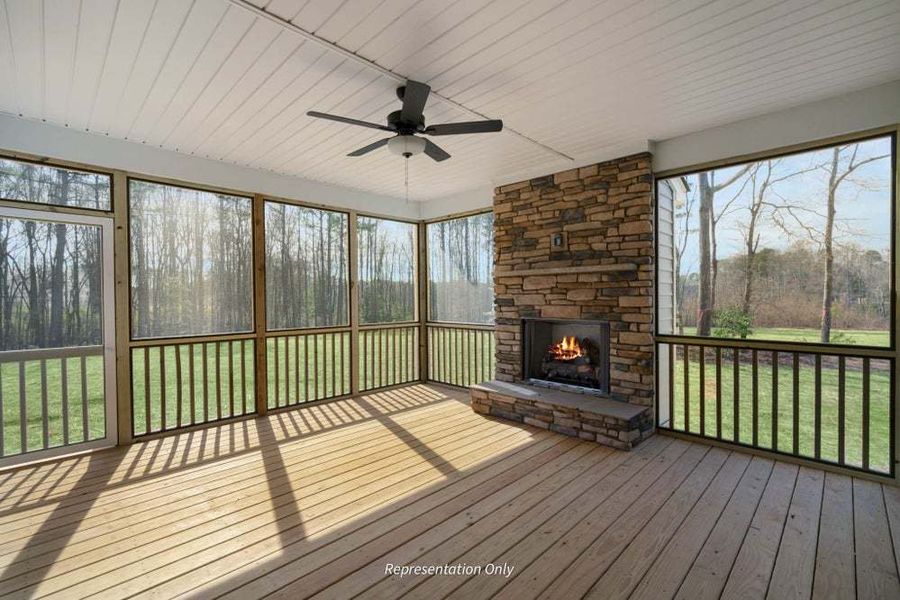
<box><xmin>0</xmin><ymin>206</ymin><xmax>117</xmax><ymax>469</ymax></box>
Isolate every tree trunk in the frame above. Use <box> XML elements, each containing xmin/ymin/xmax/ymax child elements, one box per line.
<box><xmin>49</xmin><ymin>172</ymin><xmax>70</xmax><ymax>346</ymax></box>
<box><xmin>821</xmin><ymin>149</ymin><xmax>839</xmax><ymax>343</ymax></box>
<box><xmin>697</xmin><ymin>172</ymin><xmax>714</xmax><ymax>336</ymax></box>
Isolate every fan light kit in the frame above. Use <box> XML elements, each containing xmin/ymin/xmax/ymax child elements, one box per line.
<box><xmin>306</xmin><ymin>79</ymin><xmax>503</xmax><ymax>162</ymax></box>
<box><xmin>387</xmin><ymin>135</ymin><xmax>426</xmax><ymax>157</ymax></box>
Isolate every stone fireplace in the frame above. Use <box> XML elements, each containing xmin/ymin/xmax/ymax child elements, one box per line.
<box><xmin>522</xmin><ymin>318</ymin><xmax>610</xmax><ymax>393</ymax></box>
<box><xmin>470</xmin><ymin>152</ymin><xmax>655</xmax><ymax>450</ymax></box>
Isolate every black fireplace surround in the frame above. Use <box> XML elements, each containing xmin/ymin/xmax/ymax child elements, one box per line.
<box><xmin>522</xmin><ymin>318</ymin><xmax>611</xmax><ymax>393</ymax></box>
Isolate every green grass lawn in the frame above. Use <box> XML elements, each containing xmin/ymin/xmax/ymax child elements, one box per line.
<box><xmin>679</xmin><ymin>326</ymin><xmax>890</xmax><ymax>347</ymax></box>
<box><xmin>1</xmin><ymin>356</ymin><xmax>106</xmax><ymax>456</ymax></box>
<box><xmin>426</xmin><ymin>326</ymin><xmax>496</xmax><ymax>387</ymax></box>
<box><xmin>666</xmin><ymin>348</ymin><xmax>892</xmax><ymax>474</ymax></box>
<box><xmin>131</xmin><ymin>341</ymin><xmax>256</xmax><ymax>436</ymax></box>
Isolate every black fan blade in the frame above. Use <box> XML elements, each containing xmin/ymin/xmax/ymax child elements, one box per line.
<box><xmin>307</xmin><ymin>111</ymin><xmax>394</xmax><ymax>131</ymax></box>
<box><xmin>400</xmin><ymin>80</ymin><xmax>430</xmax><ymax>123</ymax></box>
<box><xmin>347</xmin><ymin>137</ymin><xmax>390</xmax><ymax>157</ymax></box>
<box><xmin>423</xmin><ymin>119</ymin><xmax>503</xmax><ymax>136</ymax></box>
<box><xmin>423</xmin><ymin>139</ymin><xmax>451</xmax><ymax>162</ymax></box>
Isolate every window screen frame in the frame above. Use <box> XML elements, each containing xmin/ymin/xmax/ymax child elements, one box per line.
<box><xmin>0</xmin><ymin>153</ymin><xmax>114</xmax><ymax>214</ymax></box>
<box><xmin>262</xmin><ymin>198</ymin><xmax>351</xmax><ymax>332</ymax></box>
<box><xmin>356</xmin><ymin>214</ymin><xmax>420</xmax><ymax>326</ymax></box>
<box><xmin>425</xmin><ymin>209</ymin><xmax>495</xmax><ymax>326</ymax></box>
<box><xmin>654</xmin><ymin>129</ymin><xmax>898</xmax><ymax>353</ymax></box>
<box><xmin>126</xmin><ymin>176</ymin><xmax>256</xmax><ymax>342</ymax></box>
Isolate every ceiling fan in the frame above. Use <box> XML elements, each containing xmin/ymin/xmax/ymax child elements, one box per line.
<box><xmin>306</xmin><ymin>80</ymin><xmax>503</xmax><ymax>162</ymax></box>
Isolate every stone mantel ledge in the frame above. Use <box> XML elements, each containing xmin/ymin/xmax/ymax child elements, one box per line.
<box><xmin>494</xmin><ymin>263</ymin><xmax>638</xmax><ymax>278</ymax></box>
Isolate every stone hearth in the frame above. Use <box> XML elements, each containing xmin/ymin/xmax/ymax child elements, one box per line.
<box><xmin>472</xmin><ymin>381</ymin><xmax>653</xmax><ymax>450</ymax></box>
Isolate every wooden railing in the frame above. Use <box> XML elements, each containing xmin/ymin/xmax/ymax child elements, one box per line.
<box><xmin>266</xmin><ymin>329</ymin><xmax>351</xmax><ymax>408</ymax></box>
<box><xmin>657</xmin><ymin>337</ymin><xmax>894</xmax><ymax>476</ymax></box>
<box><xmin>426</xmin><ymin>323</ymin><xmax>495</xmax><ymax>387</ymax></box>
<box><xmin>0</xmin><ymin>346</ymin><xmax>106</xmax><ymax>457</ymax></box>
<box><xmin>359</xmin><ymin>324</ymin><xmax>419</xmax><ymax>392</ymax></box>
<box><xmin>130</xmin><ymin>336</ymin><xmax>256</xmax><ymax>437</ymax></box>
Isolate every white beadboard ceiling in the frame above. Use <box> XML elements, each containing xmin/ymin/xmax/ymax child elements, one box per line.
<box><xmin>0</xmin><ymin>0</ymin><xmax>898</xmax><ymax>202</ymax></box>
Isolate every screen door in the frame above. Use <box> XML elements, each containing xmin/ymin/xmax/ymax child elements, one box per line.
<box><xmin>0</xmin><ymin>206</ymin><xmax>116</xmax><ymax>467</ymax></box>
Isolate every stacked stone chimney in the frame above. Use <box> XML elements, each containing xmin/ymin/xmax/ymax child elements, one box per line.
<box><xmin>492</xmin><ymin>152</ymin><xmax>654</xmax><ymax>407</ymax></box>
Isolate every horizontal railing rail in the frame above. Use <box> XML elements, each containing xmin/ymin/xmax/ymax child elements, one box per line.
<box><xmin>266</xmin><ymin>329</ymin><xmax>351</xmax><ymax>408</ymax></box>
<box><xmin>0</xmin><ymin>345</ymin><xmax>106</xmax><ymax>457</ymax></box>
<box><xmin>130</xmin><ymin>337</ymin><xmax>256</xmax><ymax>437</ymax></box>
<box><xmin>657</xmin><ymin>338</ymin><xmax>894</xmax><ymax>477</ymax></box>
<box><xmin>656</xmin><ymin>334</ymin><xmax>894</xmax><ymax>358</ymax></box>
<box><xmin>359</xmin><ymin>325</ymin><xmax>419</xmax><ymax>392</ymax></box>
<box><xmin>426</xmin><ymin>323</ymin><xmax>495</xmax><ymax>388</ymax></box>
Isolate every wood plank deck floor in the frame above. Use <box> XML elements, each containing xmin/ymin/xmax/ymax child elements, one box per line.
<box><xmin>0</xmin><ymin>383</ymin><xmax>898</xmax><ymax>600</ymax></box>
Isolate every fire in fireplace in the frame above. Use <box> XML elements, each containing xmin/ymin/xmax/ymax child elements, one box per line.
<box><xmin>522</xmin><ymin>318</ymin><xmax>610</xmax><ymax>393</ymax></box>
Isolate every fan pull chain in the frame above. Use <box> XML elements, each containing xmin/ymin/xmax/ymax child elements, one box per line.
<box><xmin>404</xmin><ymin>156</ymin><xmax>410</xmax><ymax>203</ymax></box>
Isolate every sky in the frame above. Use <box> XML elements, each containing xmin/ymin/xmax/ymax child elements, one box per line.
<box><xmin>670</xmin><ymin>135</ymin><xmax>893</xmax><ymax>277</ymax></box>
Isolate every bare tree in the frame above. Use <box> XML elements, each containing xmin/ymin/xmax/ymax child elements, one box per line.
<box><xmin>696</xmin><ymin>165</ymin><xmax>751</xmax><ymax>335</ymax></box>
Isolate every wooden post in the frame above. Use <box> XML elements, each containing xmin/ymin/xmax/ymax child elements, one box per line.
<box><xmin>112</xmin><ymin>170</ymin><xmax>133</xmax><ymax>445</ymax></box>
<box><xmin>417</xmin><ymin>221</ymin><xmax>428</xmax><ymax>382</ymax></box>
<box><xmin>252</xmin><ymin>195</ymin><xmax>268</xmax><ymax>415</ymax></box>
<box><xmin>349</xmin><ymin>212</ymin><xmax>360</xmax><ymax>395</ymax></box>
<box><xmin>893</xmin><ymin>124</ymin><xmax>900</xmax><ymax>484</ymax></box>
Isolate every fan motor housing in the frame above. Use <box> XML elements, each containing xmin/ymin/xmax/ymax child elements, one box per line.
<box><xmin>387</xmin><ymin>110</ymin><xmax>423</xmax><ymax>134</ymax></box>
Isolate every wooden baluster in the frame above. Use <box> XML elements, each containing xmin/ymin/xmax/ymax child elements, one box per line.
<box><xmin>61</xmin><ymin>357</ymin><xmax>69</xmax><ymax>446</ymax></box>
<box><xmin>752</xmin><ymin>349</ymin><xmax>758</xmax><ymax>447</ymax></box>
<box><xmin>331</xmin><ymin>332</ymin><xmax>337</xmax><ymax>395</ymax></box>
<box><xmin>715</xmin><ymin>348</ymin><xmax>722</xmax><ymax>439</ymax></box>
<box><xmin>667</xmin><ymin>344</ymin><xmax>674</xmax><ymax>429</ymax></box>
<box><xmin>733</xmin><ymin>349</ymin><xmax>740</xmax><ymax>442</ymax></box>
<box><xmin>188</xmin><ymin>345</ymin><xmax>196</xmax><ymax>425</ymax></box>
<box><xmin>18</xmin><ymin>361</ymin><xmax>27</xmax><ymax>451</ymax></box>
<box><xmin>202</xmin><ymin>343</ymin><xmax>209</xmax><ymax>424</ymax></box>
<box><xmin>229</xmin><ymin>340</ymin><xmax>236</xmax><ymax>418</ymax></box>
<box><xmin>273</xmin><ymin>336</ymin><xmax>280</xmax><ymax>408</ymax></box>
<box><xmin>144</xmin><ymin>347</ymin><xmax>152</xmax><ymax>434</ymax></box>
<box><xmin>838</xmin><ymin>356</ymin><xmax>845</xmax><ymax>465</ymax></box>
<box><xmin>814</xmin><ymin>354</ymin><xmax>822</xmax><ymax>460</ymax></box>
<box><xmin>80</xmin><ymin>355</ymin><xmax>88</xmax><ymax>440</ymax></box>
<box><xmin>862</xmin><ymin>357</ymin><xmax>870</xmax><ymax>471</ymax></box>
<box><xmin>682</xmin><ymin>345</ymin><xmax>689</xmax><ymax>432</ymax></box>
<box><xmin>314</xmin><ymin>334</ymin><xmax>321</xmax><ymax>399</ymax></box>
<box><xmin>214</xmin><ymin>342</ymin><xmax>222</xmax><ymax>420</ymax></box>
<box><xmin>792</xmin><ymin>352</ymin><xmax>800</xmax><ymax>456</ymax></box>
<box><xmin>699</xmin><ymin>348</ymin><xmax>705</xmax><ymax>437</ymax></box>
<box><xmin>283</xmin><ymin>336</ymin><xmax>290</xmax><ymax>407</ymax></box>
<box><xmin>40</xmin><ymin>359</ymin><xmax>48</xmax><ymax>449</ymax></box>
<box><xmin>175</xmin><ymin>345</ymin><xmax>183</xmax><ymax>427</ymax></box>
<box><xmin>159</xmin><ymin>347</ymin><xmax>167</xmax><ymax>431</ymax></box>
<box><xmin>241</xmin><ymin>340</ymin><xmax>248</xmax><ymax>415</ymax></box>
<box><xmin>361</xmin><ymin>330</ymin><xmax>367</xmax><ymax>391</ymax></box>
<box><xmin>304</xmin><ymin>335</ymin><xmax>310</xmax><ymax>401</ymax></box>
<box><xmin>294</xmin><ymin>336</ymin><xmax>300</xmax><ymax>405</ymax></box>
<box><xmin>772</xmin><ymin>351</ymin><xmax>779</xmax><ymax>451</ymax></box>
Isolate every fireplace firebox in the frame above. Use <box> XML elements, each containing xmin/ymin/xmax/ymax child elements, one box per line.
<box><xmin>522</xmin><ymin>318</ymin><xmax>610</xmax><ymax>393</ymax></box>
